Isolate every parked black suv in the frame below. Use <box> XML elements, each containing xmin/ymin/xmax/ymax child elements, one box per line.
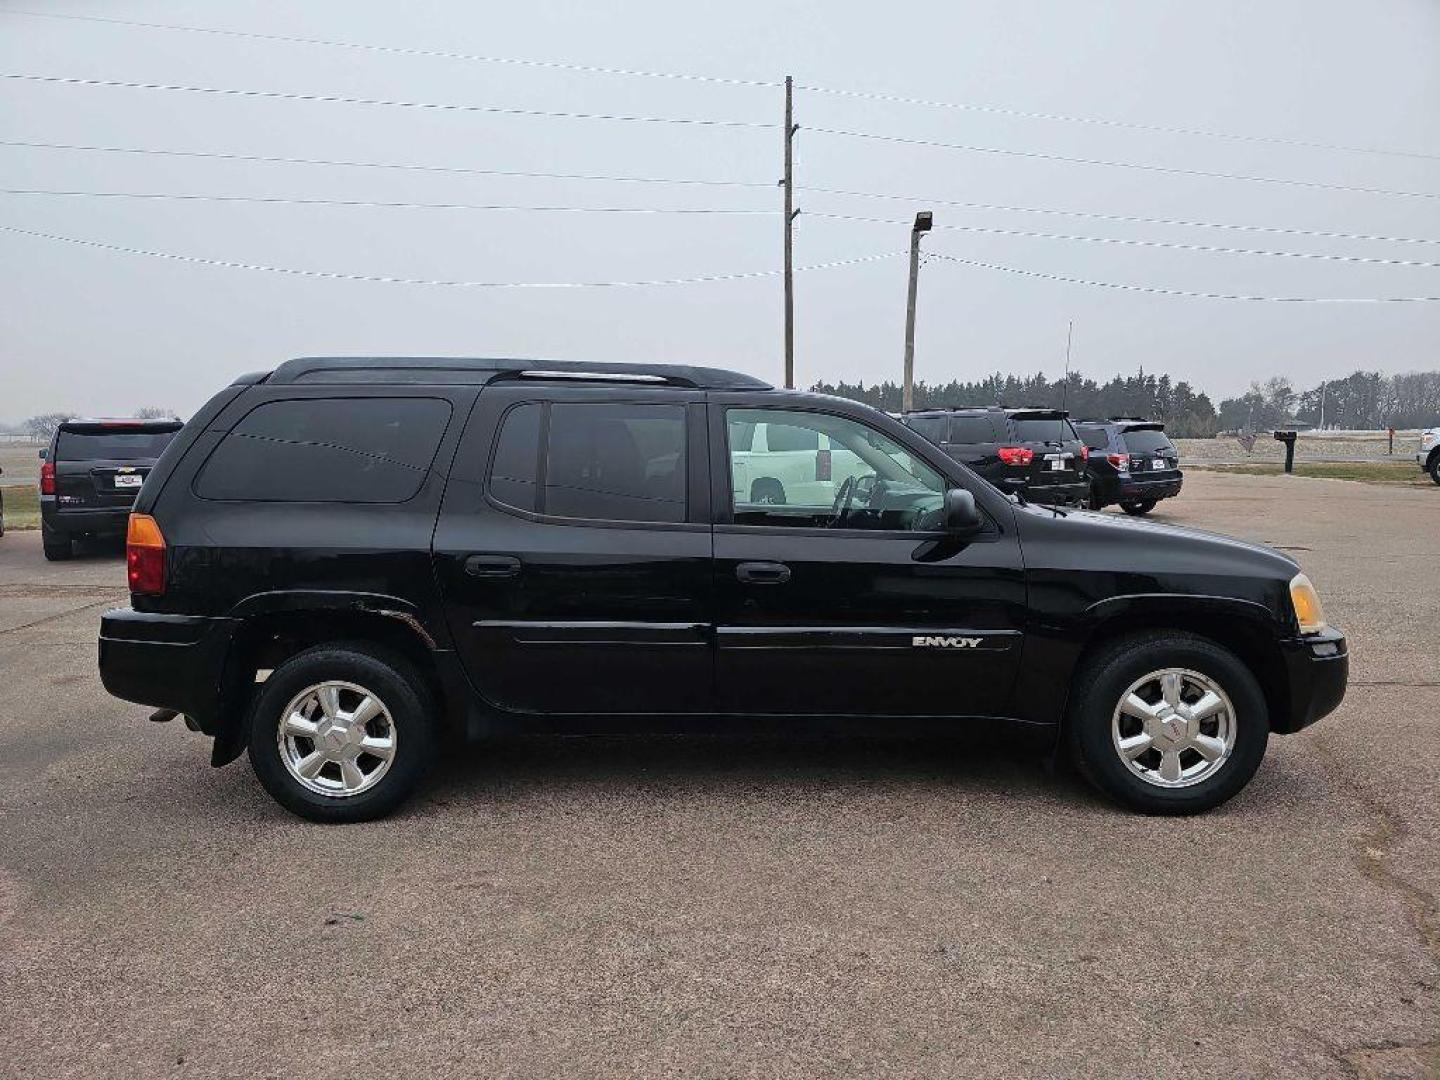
<box><xmin>98</xmin><ymin>358</ymin><xmax>1347</xmax><ymax>822</ymax></box>
<box><xmin>1076</xmin><ymin>419</ymin><xmax>1183</xmax><ymax>515</ymax></box>
<box><xmin>41</xmin><ymin>418</ymin><xmax>183</xmax><ymax>559</ymax></box>
<box><xmin>901</xmin><ymin>406</ymin><xmax>1090</xmax><ymax>508</ymax></box>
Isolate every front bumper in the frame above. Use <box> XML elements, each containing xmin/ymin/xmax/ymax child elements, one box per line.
<box><xmin>1272</xmin><ymin>625</ymin><xmax>1348</xmax><ymax>733</ymax></box>
<box><xmin>98</xmin><ymin>608</ymin><xmax>238</xmax><ymax>733</ymax></box>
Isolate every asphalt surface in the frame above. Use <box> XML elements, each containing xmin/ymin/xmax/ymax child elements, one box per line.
<box><xmin>1</xmin><ymin>472</ymin><xmax>1436</xmax><ymax>1080</ymax></box>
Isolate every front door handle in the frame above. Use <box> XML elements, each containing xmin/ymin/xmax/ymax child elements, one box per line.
<box><xmin>736</xmin><ymin>561</ymin><xmax>791</xmax><ymax>585</ymax></box>
<box><xmin>465</xmin><ymin>554</ymin><xmax>522</xmax><ymax>578</ymax></box>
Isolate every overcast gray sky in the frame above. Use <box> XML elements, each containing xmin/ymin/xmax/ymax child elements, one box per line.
<box><xmin>2</xmin><ymin>0</ymin><xmax>1438</xmax><ymax>420</ymax></box>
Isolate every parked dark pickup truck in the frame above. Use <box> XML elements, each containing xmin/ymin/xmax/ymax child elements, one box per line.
<box><xmin>98</xmin><ymin>358</ymin><xmax>1346</xmax><ymax>822</ymax></box>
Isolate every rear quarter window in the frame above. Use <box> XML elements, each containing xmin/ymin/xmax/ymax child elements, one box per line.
<box><xmin>193</xmin><ymin>397</ymin><xmax>451</xmax><ymax>503</ymax></box>
<box><xmin>1079</xmin><ymin>427</ymin><xmax>1111</xmax><ymax>451</ymax></box>
<box><xmin>904</xmin><ymin>416</ymin><xmax>948</xmax><ymax>443</ymax></box>
<box><xmin>949</xmin><ymin>416</ymin><xmax>998</xmax><ymax>443</ymax></box>
<box><xmin>1010</xmin><ymin>417</ymin><xmax>1072</xmax><ymax>442</ymax></box>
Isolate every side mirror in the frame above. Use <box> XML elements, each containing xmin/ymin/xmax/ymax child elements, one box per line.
<box><xmin>943</xmin><ymin>488</ymin><xmax>982</xmax><ymax>532</ymax></box>
<box><xmin>38</xmin><ymin>448</ymin><xmax>47</xmax><ymax>460</ymax></box>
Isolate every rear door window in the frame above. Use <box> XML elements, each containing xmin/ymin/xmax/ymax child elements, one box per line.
<box><xmin>1119</xmin><ymin>428</ymin><xmax>1175</xmax><ymax>454</ymax></box>
<box><xmin>56</xmin><ymin>429</ymin><xmax>177</xmax><ymax>461</ymax></box>
<box><xmin>194</xmin><ymin>397</ymin><xmax>451</xmax><ymax>503</ymax></box>
<box><xmin>1079</xmin><ymin>427</ymin><xmax>1111</xmax><ymax>451</ymax></box>
<box><xmin>904</xmin><ymin>416</ymin><xmax>948</xmax><ymax>443</ymax></box>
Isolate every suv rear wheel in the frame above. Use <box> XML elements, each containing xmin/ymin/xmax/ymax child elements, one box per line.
<box><xmin>247</xmin><ymin>643</ymin><xmax>437</xmax><ymax>823</ymax></box>
<box><xmin>1066</xmin><ymin>632</ymin><xmax>1269</xmax><ymax>814</ymax></box>
<box><xmin>1429</xmin><ymin>452</ymin><xmax>1440</xmax><ymax>486</ymax></box>
<box><xmin>42</xmin><ymin>529</ymin><xmax>72</xmax><ymax>560</ymax></box>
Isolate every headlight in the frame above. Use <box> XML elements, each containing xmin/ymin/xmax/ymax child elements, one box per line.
<box><xmin>1290</xmin><ymin>573</ymin><xmax>1327</xmax><ymax>634</ymax></box>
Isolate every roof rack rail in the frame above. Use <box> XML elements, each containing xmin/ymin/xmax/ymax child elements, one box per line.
<box><xmin>518</xmin><ymin>370</ymin><xmax>668</xmax><ymax>384</ymax></box>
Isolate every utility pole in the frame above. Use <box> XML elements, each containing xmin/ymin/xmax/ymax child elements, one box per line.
<box><xmin>1060</xmin><ymin>320</ymin><xmax>1074</xmax><ymax>413</ymax></box>
<box><xmin>901</xmin><ymin>211</ymin><xmax>933</xmax><ymax>413</ymax></box>
<box><xmin>782</xmin><ymin>75</ymin><xmax>796</xmax><ymax>389</ymax></box>
<box><xmin>1318</xmin><ymin>380</ymin><xmax>1326</xmax><ymax>430</ymax></box>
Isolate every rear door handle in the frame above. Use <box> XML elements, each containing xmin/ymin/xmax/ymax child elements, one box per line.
<box><xmin>465</xmin><ymin>554</ymin><xmax>522</xmax><ymax>578</ymax></box>
<box><xmin>736</xmin><ymin>561</ymin><xmax>791</xmax><ymax>585</ymax></box>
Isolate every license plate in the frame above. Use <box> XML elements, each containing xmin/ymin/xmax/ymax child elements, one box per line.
<box><xmin>1049</xmin><ymin>458</ymin><xmax>1067</xmax><ymax>472</ymax></box>
<box><xmin>114</xmin><ymin>474</ymin><xmax>143</xmax><ymax>488</ymax></box>
<box><xmin>1152</xmin><ymin>459</ymin><xmax>1166</xmax><ymax>471</ymax></box>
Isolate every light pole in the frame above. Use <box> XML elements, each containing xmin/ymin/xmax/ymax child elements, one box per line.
<box><xmin>901</xmin><ymin>211</ymin><xmax>933</xmax><ymax>413</ymax></box>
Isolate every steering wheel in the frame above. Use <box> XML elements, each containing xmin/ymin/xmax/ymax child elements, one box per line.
<box><xmin>830</xmin><ymin>475</ymin><xmax>857</xmax><ymax>525</ymax></box>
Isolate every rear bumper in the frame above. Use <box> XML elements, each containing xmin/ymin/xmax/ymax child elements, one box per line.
<box><xmin>1273</xmin><ymin>625</ymin><xmax>1348</xmax><ymax>734</ymax></box>
<box><xmin>1116</xmin><ymin>475</ymin><xmax>1183</xmax><ymax>502</ymax></box>
<box><xmin>43</xmin><ymin>504</ymin><xmax>133</xmax><ymax>536</ymax></box>
<box><xmin>1007</xmin><ymin>478</ymin><xmax>1090</xmax><ymax>506</ymax></box>
<box><xmin>98</xmin><ymin>608</ymin><xmax>238</xmax><ymax>733</ymax></box>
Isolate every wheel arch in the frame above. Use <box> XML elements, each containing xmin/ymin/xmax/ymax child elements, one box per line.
<box><xmin>210</xmin><ymin>593</ymin><xmax>454</xmax><ymax>767</ymax></box>
<box><xmin>1063</xmin><ymin>595</ymin><xmax>1292</xmax><ymax>735</ymax></box>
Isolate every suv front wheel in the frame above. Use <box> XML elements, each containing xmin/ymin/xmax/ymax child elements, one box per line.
<box><xmin>247</xmin><ymin>643</ymin><xmax>437</xmax><ymax>822</ymax></box>
<box><xmin>1066</xmin><ymin>633</ymin><xmax>1269</xmax><ymax>814</ymax></box>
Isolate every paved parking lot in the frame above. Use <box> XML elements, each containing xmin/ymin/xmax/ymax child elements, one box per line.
<box><xmin>1</xmin><ymin>471</ymin><xmax>1436</xmax><ymax>1079</ymax></box>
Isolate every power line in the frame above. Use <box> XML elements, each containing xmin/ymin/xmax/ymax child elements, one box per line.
<box><xmin>0</xmin><ymin>188</ymin><xmax>776</xmax><ymax>215</ymax></box>
<box><xmin>806</xmin><ymin>126</ymin><xmax>1440</xmax><ymax>200</ymax></box>
<box><xmin>0</xmin><ymin>139</ymin><xmax>772</xmax><ymax>188</ymax></box>
<box><xmin>925</xmin><ymin>251</ymin><xmax>1440</xmax><ymax>303</ymax></box>
<box><xmin>9</xmin><ymin>9</ymin><xmax>1432</xmax><ymax>163</ymax></box>
<box><xmin>0</xmin><ymin>223</ymin><xmax>901</xmax><ymax>287</ymax></box>
<box><xmin>0</xmin><ymin>73</ymin><xmax>774</xmax><ymax>129</ymax></box>
<box><xmin>805</xmin><ymin>212</ymin><xmax>1440</xmax><ymax>268</ymax></box>
<box><xmin>797</xmin><ymin>84</ymin><xmax>1440</xmax><ymax>163</ymax></box>
<box><xmin>800</xmin><ymin>185</ymin><xmax>1440</xmax><ymax>247</ymax></box>
<box><xmin>3</xmin><ymin>10</ymin><xmax>779</xmax><ymax>89</ymax></box>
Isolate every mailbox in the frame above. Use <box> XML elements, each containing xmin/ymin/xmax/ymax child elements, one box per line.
<box><xmin>1273</xmin><ymin>430</ymin><xmax>1298</xmax><ymax>473</ymax></box>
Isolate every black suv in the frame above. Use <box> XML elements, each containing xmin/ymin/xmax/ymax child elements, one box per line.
<box><xmin>1076</xmin><ymin>419</ymin><xmax>1183</xmax><ymax>515</ymax></box>
<box><xmin>98</xmin><ymin>358</ymin><xmax>1347</xmax><ymax>822</ymax></box>
<box><xmin>901</xmin><ymin>406</ymin><xmax>1090</xmax><ymax>508</ymax></box>
<box><xmin>41</xmin><ymin>418</ymin><xmax>183</xmax><ymax>559</ymax></box>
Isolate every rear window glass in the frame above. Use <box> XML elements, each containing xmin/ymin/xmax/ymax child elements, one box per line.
<box><xmin>194</xmin><ymin>397</ymin><xmax>451</xmax><ymax>503</ymax></box>
<box><xmin>950</xmin><ymin>415</ymin><xmax>998</xmax><ymax>443</ymax></box>
<box><xmin>55</xmin><ymin>429</ymin><xmax>177</xmax><ymax>461</ymax></box>
<box><xmin>1011</xmin><ymin>416</ymin><xmax>1075</xmax><ymax>443</ymax></box>
<box><xmin>1079</xmin><ymin>427</ymin><xmax>1110</xmax><ymax>451</ymax></box>
<box><xmin>1119</xmin><ymin>428</ymin><xmax>1174</xmax><ymax>454</ymax></box>
<box><xmin>544</xmin><ymin>402</ymin><xmax>686</xmax><ymax>522</ymax></box>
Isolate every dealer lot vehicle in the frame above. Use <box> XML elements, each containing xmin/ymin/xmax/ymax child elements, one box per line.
<box><xmin>1076</xmin><ymin>419</ymin><xmax>1184</xmax><ymax>515</ymax></box>
<box><xmin>1418</xmin><ymin>427</ymin><xmax>1439</xmax><ymax>485</ymax></box>
<box><xmin>98</xmin><ymin>357</ymin><xmax>1347</xmax><ymax>822</ymax></box>
<box><xmin>901</xmin><ymin>406</ymin><xmax>1090</xmax><ymax>508</ymax></box>
<box><xmin>41</xmin><ymin>418</ymin><xmax>182</xmax><ymax>560</ymax></box>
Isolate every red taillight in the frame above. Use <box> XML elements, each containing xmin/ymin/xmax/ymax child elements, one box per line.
<box><xmin>815</xmin><ymin>448</ymin><xmax>832</xmax><ymax>482</ymax></box>
<box><xmin>997</xmin><ymin>446</ymin><xmax>1034</xmax><ymax>466</ymax></box>
<box><xmin>40</xmin><ymin>460</ymin><xmax>55</xmax><ymax>495</ymax></box>
<box><xmin>126</xmin><ymin>513</ymin><xmax>166</xmax><ymax>595</ymax></box>
<box><xmin>1106</xmin><ymin>453</ymin><xmax>1128</xmax><ymax>470</ymax></box>
<box><xmin>1080</xmin><ymin>445</ymin><xmax>1089</xmax><ymax>461</ymax></box>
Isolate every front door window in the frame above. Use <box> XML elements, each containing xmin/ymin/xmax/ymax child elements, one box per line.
<box><xmin>726</xmin><ymin>408</ymin><xmax>945</xmax><ymax>530</ymax></box>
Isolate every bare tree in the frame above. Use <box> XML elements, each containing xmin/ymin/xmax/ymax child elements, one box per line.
<box><xmin>133</xmin><ymin>406</ymin><xmax>177</xmax><ymax>420</ymax></box>
<box><xmin>23</xmin><ymin>412</ymin><xmax>74</xmax><ymax>441</ymax></box>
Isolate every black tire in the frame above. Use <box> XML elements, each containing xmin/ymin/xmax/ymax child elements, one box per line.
<box><xmin>42</xmin><ymin>532</ymin><xmax>72</xmax><ymax>560</ymax></box>
<box><xmin>1088</xmin><ymin>492</ymin><xmax>1105</xmax><ymax>511</ymax></box>
<box><xmin>1120</xmin><ymin>499</ymin><xmax>1157</xmax><ymax>516</ymax></box>
<box><xmin>1429</xmin><ymin>453</ymin><xmax>1440</xmax><ymax>486</ymax></box>
<box><xmin>1065</xmin><ymin>632</ymin><xmax>1269</xmax><ymax>814</ymax></box>
<box><xmin>750</xmin><ymin>478</ymin><xmax>786</xmax><ymax>505</ymax></box>
<box><xmin>247</xmin><ymin>642</ymin><xmax>438</xmax><ymax>823</ymax></box>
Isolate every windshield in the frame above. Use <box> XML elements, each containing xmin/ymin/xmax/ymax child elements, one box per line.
<box><xmin>56</xmin><ymin>429</ymin><xmax>177</xmax><ymax>461</ymax></box>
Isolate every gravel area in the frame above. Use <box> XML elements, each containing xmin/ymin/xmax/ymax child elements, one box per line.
<box><xmin>0</xmin><ymin>472</ymin><xmax>1436</xmax><ymax>1079</ymax></box>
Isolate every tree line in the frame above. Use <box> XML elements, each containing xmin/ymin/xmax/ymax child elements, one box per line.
<box><xmin>812</xmin><ymin>367</ymin><xmax>1440</xmax><ymax>436</ymax></box>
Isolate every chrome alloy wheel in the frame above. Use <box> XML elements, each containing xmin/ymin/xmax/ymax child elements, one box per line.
<box><xmin>1110</xmin><ymin>668</ymin><xmax>1236</xmax><ymax>788</ymax></box>
<box><xmin>276</xmin><ymin>680</ymin><xmax>397</xmax><ymax>798</ymax></box>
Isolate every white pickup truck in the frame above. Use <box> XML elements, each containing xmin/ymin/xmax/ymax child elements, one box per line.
<box><xmin>728</xmin><ymin>416</ymin><xmax>872</xmax><ymax>507</ymax></box>
<box><xmin>1418</xmin><ymin>427</ymin><xmax>1439</xmax><ymax>485</ymax></box>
